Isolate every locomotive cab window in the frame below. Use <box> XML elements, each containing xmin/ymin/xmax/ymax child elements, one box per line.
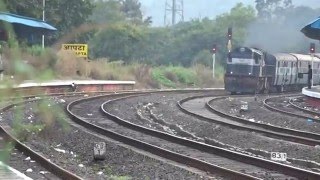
<box><xmin>253</xmin><ymin>53</ymin><xmax>261</xmax><ymax>64</ymax></box>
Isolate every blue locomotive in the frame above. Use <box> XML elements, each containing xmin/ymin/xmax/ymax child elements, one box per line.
<box><xmin>224</xmin><ymin>47</ymin><xmax>320</xmax><ymax>94</ymax></box>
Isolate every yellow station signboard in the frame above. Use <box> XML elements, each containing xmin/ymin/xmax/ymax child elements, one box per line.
<box><xmin>62</xmin><ymin>44</ymin><xmax>88</xmax><ymax>58</ymax></box>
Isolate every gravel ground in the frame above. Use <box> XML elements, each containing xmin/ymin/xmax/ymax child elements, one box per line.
<box><xmin>0</xmin><ymin>100</ymin><xmax>59</xmax><ymax>180</ymax></box>
<box><xmin>209</xmin><ymin>95</ymin><xmax>320</xmax><ymax>134</ymax></box>
<box><xmin>291</xmin><ymin>96</ymin><xmax>320</xmax><ymax>113</ymax></box>
<box><xmin>105</xmin><ymin>93</ymin><xmax>320</xmax><ymax>170</ymax></box>
<box><xmin>70</xmin><ymin>92</ymin><xmax>294</xmax><ymax>179</ymax></box>
<box><xmin>0</xmin><ymin>95</ymin><xmax>218</xmax><ymax>180</ymax></box>
<box><xmin>0</xmin><ymin>142</ymin><xmax>57</xmax><ymax>179</ymax></box>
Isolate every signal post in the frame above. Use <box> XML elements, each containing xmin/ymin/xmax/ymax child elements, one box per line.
<box><xmin>309</xmin><ymin>43</ymin><xmax>315</xmax><ymax>89</ymax></box>
<box><xmin>212</xmin><ymin>44</ymin><xmax>217</xmax><ymax>78</ymax></box>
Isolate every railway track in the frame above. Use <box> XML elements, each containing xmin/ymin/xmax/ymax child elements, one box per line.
<box><xmin>1</xmin><ymin>89</ymin><xmax>224</xmax><ymax>179</ymax></box>
<box><xmin>181</xmin><ymin>95</ymin><xmax>320</xmax><ymax>146</ymax></box>
<box><xmin>67</xmin><ymin>91</ymin><xmax>320</xmax><ymax>179</ymax></box>
<box><xmin>263</xmin><ymin>95</ymin><xmax>320</xmax><ymax>122</ymax></box>
<box><xmin>0</xmin><ymin>96</ymin><xmax>82</xmax><ymax>180</ymax></box>
<box><xmin>289</xmin><ymin>96</ymin><xmax>320</xmax><ymax>116</ymax></box>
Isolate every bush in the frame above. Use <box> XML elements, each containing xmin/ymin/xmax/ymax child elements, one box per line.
<box><xmin>166</xmin><ymin>66</ymin><xmax>196</xmax><ymax>85</ymax></box>
<box><xmin>192</xmin><ymin>64</ymin><xmax>223</xmax><ymax>88</ymax></box>
<box><xmin>54</xmin><ymin>51</ymin><xmax>83</xmax><ymax>78</ymax></box>
<box><xmin>151</xmin><ymin>67</ymin><xmax>176</xmax><ymax>88</ymax></box>
<box><xmin>151</xmin><ymin>66</ymin><xmax>198</xmax><ymax>88</ymax></box>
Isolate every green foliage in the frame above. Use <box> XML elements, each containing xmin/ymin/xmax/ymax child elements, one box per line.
<box><xmin>151</xmin><ymin>67</ymin><xmax>176</xmax><ymax>88</ymax></box>
<box><xmin>120</xmin><ymin>0</ymin><xmax>143</xmax><ymax>25</ymax></box>
<box><xmin>89</xmin><ymin>2</ymin><xmax>256</xmax><ymax>67</ymax></box>
<box><xmin>166</xmin><ymin>66</ymin><xmax>196</xmax><ymax>84</ymax></box>
<box><xmin>151</xmin><ymin>66</ymin><xmax>197</xmax><ymax>88</ymax></box>
<box><xmin>192</xmin><ymin>50</ymin><xmax>212</xmax><ymax>66</ymax></box>
<box><xmin>90</xmin><ymin>0</ymin><xmax>125</xmax><ymax>25</ymax></box>
<box><xmin>255</xmin><ymin>0</ymin><xmax>293</xmax><ymax>21</ymax></box>
<box><xmin>89</xmin><ymin>23</ymin><xmax>145</xmax><ymax>61</ymax></box>
<box><xmin>1</xmin><ymin>0</ymin><xmax>94</xmax><ymax>44</ymax></box>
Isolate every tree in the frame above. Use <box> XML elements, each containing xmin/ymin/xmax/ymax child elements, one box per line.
<box><xmin>120</xmin><ymin>0</ymin><xmax>142</xmax><ymax>23</ymax></box>
<box><xmin>119</xmin><ymin>0</ymin><xmax>151</xmax><ymax>25</ymax></box>
<box><xmin>255</xmin><ymin>0</ymin><xmax>293</xmax><ymax>22</ymax></box>
<box><xmin>1</xmin><ymin>0</ymin><xmax>95</xmax><ymax>44</ymax></box>
<box><xmin>88</xmin><ymin>2</ymin><xmax>257</xmax><ymax>67</ymax></box>
<box><xmin>90</xmin><ymin>0</ymin><xmax>125</xmax><ymax>25</ymax></box>
<box><xmin>45</xmin><ymin>0</ymin><xmax>94</xmax><ymax>43</ymax></box>
<box><xmin>89</xmin><ymin>23</ymin><xmax>146</xmax><ymax>62</ymax></box>
<box><xmin>159</xmin><ymin>3</ymin><xmax>256</xmax><ymax>66</ymax></box>
<box><xmin>1</xmin><ymin>0</ymin><xmax>42</xmax><ymax>18</ymax></box>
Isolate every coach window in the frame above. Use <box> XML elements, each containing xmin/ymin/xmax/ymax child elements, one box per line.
<box><xmin>286</xmin><ymin>67</ymin><xmax>291</xmax><ymax>75</ymax></box>
<box><xmin>279</xmin><ymin>68</ymin><xmax>285</xmax><ymax>75</ymax></box>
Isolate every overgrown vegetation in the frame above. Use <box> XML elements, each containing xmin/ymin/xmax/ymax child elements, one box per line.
<box><xmin>1</xmin><ymin>0</ymin><xmax>317</xmax><ymax>88</ymax></box>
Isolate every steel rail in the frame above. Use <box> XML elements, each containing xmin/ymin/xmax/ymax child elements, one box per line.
<box><xmin>67</xmin><ymin>92</ymin><xmax>320</xmax><ymax>180</ymax></box>
<box><xmin>0</xmin><ymin>99</ymin><xmax>82</xmax><ymax>180</ymax></box>
<box><xmin>263</xmin><ymin>96</ymin><xmax>320</xmax><ymax>122</ymax></box>
<box><xmin>289</xmin><ymin>96</ymin><xmax>320</xmax><ymax>117</ymax></box>
<box><xmin>196</xmin><ymin>95</ymin><xmax>320</xmax><ymax>146</ymax></box>
<box><xmin>67</xmin><ymin>92</ymin><xmax>260</xmax><ymax>180</ymax></box>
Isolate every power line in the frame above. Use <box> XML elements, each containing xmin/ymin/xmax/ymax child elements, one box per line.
<box><xmin>164</xmin><ymin>0</ymin><xmax>184</xmax><ymax>26</ymax></box>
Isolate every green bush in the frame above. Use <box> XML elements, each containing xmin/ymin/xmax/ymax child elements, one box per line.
<box><xmin>151</xmin><ymin>66</ymin><xmax>198</xmax><ymax>88</ymax></box>
<box><xmin>166</xmin><ymin>66</ymin><xmax>196</xmax><ymax>85</ymax></box>
<box><xmin>151</xmin><ymin>67</ymin><xmax>176</xmax><ymax>88</ymax></box>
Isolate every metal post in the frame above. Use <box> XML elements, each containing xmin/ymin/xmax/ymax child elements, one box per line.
<box><xmin>42</xmin><ymin>0</ymin><xmax>45</xmax><ymax>49</ymax></box>
<box><xmin>311</xmin><ymin>53</ymin><xmax>314</xmax><ymax>87</ymax></box>
<box><xmin>212</xmin><ymin>53</ymin><xmax>215</xmax><ymax>78</ymax></box>
<box><xmin>172</xmin><ymin>0</ymin><xmax>176</xmax><ymax>25</ymax></box>
<box><xmin>0</xmin><ymin>44</ymin><xmax>3</xmax><ymax>81</ymax></box>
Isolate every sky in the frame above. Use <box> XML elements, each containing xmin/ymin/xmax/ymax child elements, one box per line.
<box><xmin>139</xmin><ymin>0</ymin><xmax>320</xmax><ymax>26</ymax></box>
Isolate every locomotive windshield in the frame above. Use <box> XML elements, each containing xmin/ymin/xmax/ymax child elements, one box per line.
<box><xmin>226</xmin><ymin>47</ymin><xmax>261</xmax><ymax>76</ymax></box>
<box><xmin>226</xmin><ymin>64</ymin><xmax>260</xmax><ymax>76</ymax></box>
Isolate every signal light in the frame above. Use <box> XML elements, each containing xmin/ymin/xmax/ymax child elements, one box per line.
<box><xmin>212</xmin><ymin>44</ymin><xmax>217</xmax><ymax>54</ymax></box>
<box><xmin>227</xmin><ymin>27</ymin><xmax>232</xmax><ymax>40</ymax></box>
<box><xmin>310</xmin><ymin>43</ymin><xmax>315</xmax><ymax>53</ymax></box>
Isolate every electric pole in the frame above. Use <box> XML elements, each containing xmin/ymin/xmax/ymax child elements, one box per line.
<box><xmin>164</xmin><ymin>0</ymin><xmax>184</xmax><ymax>26</ymax></box>
<box><xmin>42</xmin><ymin>0</ymin><xmax>45</xmax><ymax>48</ymax></box>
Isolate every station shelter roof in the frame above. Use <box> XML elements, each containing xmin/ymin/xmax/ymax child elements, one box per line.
<box><xmin>0</xmin><ymin>12</ymin><xmax>56</xmax><ymax>31</ymax></box>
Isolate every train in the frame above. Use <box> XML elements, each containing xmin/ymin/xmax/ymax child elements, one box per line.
<box><xmin>224</xmin><ymin>47</ymin><xmax>320</xmax><ymax>94</ymax></box>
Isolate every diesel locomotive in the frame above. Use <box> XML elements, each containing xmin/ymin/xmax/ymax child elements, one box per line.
<box><xmin>224</xmin><ymin>47</ymin><xmax>320</xmax><ymax>94</ymax></box>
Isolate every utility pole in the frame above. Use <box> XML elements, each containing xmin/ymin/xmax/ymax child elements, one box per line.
<box><xmin>164</xmin><ymin>0</ymin><xmax>184</xmax><ymax>26</ymax></box>
<box><xmin>42</xmin><ymin>0</ymin><xmax>45</xmax><ymax>49</ymax></box>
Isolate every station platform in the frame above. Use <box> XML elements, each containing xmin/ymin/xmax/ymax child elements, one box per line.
<box><xmin>0</xmin><ymin>161</ymin><xmax>32</xmax><ymax>180</ymax></box>
<box><xmin>0</xmin><ymin>80</ymin><xmax>136</xmax><ymax>95</ymax></box>
<box><xmin>302</xmin><ymin>86</ymin><xmax>320</xmax><ymax>107</ymax></box>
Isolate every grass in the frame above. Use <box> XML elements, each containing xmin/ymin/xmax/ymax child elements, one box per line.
<box><xmin>1</xmin><ymin>46</ymin><xmax>223</xmax><ymax>89</ymax></box>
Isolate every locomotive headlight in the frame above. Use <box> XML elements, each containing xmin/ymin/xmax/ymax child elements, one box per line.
<box><xmin>230</xmin><ymin>72</ymin><xmax>233</xmax><ymax>74</ymax></box>
<box><xmin>249</xmin><ymin>73</ymin><xmax>252</xmax><ymax>75</ymax></box>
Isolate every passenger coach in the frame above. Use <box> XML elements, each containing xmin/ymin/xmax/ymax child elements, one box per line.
<box><xmin>224</xmin><ymin>47</ymin><xmax>320</xmax><ymax>94</ymax></box>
